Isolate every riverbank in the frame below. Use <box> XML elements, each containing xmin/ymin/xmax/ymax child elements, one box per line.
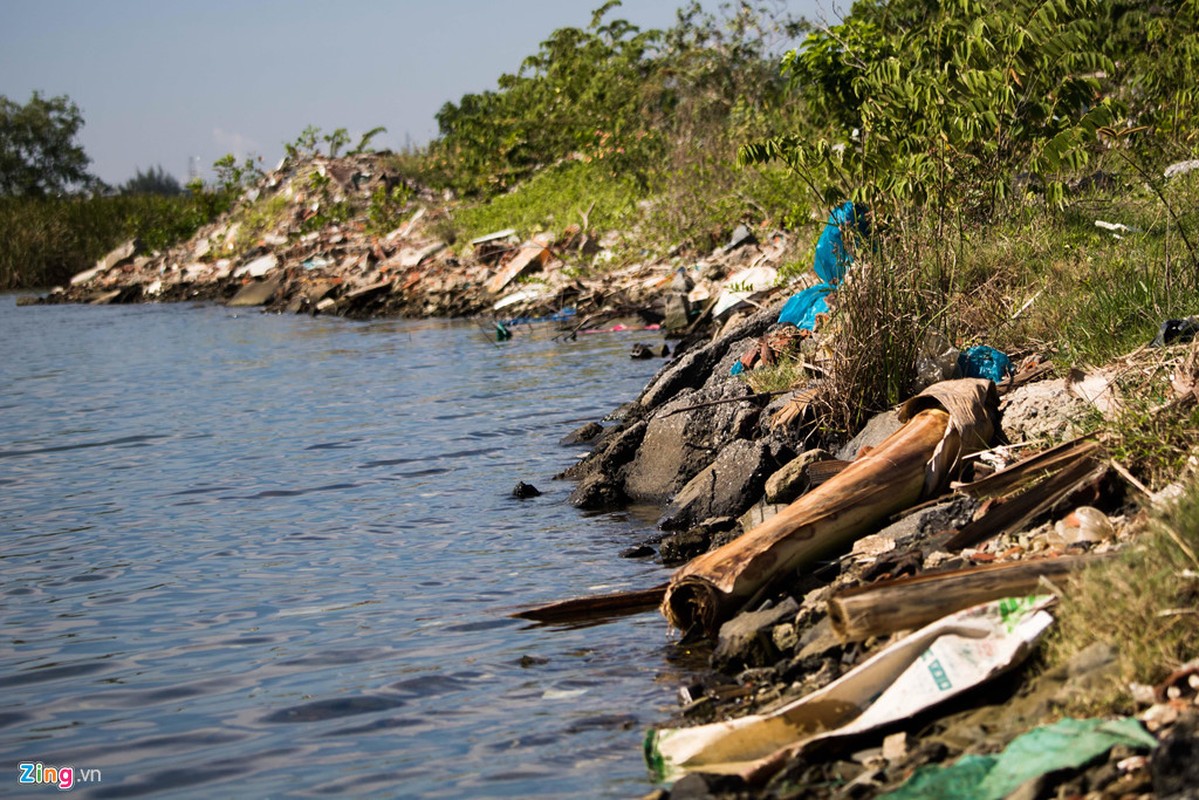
<box><xmin>17</xmin><ymin>148</ymin><xmax>1199</xmax><ymax>798</ymax></box>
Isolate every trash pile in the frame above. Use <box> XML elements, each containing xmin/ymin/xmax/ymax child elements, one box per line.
<box><xmin>24</xmin><ymin>152</ymin><xmax>802</xmax><ymax>337</ymax></box>
<box><xmin>524</xmin><ymin>205</ymin><xmax>1199</xmax><ymax>799</ymax></box>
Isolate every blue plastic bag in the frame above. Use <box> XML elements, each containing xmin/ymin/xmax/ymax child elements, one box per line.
<box><xmin>957</xmin><ymin>345</ymin><xmax>1013</xmax><ymax>383</ymax></box>
<box><xmin>777</xmin><ymin>201</ymin><xmax>869</xmax><ymax>331</ymax></box>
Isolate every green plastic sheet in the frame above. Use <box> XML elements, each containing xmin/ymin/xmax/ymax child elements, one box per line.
<box><xmin>883</xmin><ymin>717</ymin><xmax>1157</xmax><ymax>800</ymax></box>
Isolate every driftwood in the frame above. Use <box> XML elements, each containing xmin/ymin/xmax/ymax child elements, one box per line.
<box><xmin>511</xmin><ymin>583</ymin><xmax>668</xmax><ymax>625</ymax></box>
<box><xmin>945</xmin><ymin>436</ymin><xmax>1107</xmax><ymax>551</ymax></box>
<box><xmin>828</xmin><ymin>555</ymin><xmax>1101</xmax><ymax>642</ymax></box>
<box><xmin>662</xmin><ymin>379</ymin><xmax>999</xmax><ymax>635</ymax></box>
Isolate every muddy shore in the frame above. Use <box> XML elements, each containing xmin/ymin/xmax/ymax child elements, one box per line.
<box><xmin>21</xmin><ymin>153</ymin><xmax>1199</xmax><ymax>799</ymax></box>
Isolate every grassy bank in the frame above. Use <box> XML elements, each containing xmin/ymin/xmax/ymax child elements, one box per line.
<box><xmin>0</xmin><ymin>191</ymin><xmax>230</xmax><ymax>291</ymax></box>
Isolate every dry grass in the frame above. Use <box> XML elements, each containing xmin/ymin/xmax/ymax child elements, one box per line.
<box><xmin>1046</xmin><ymin>477</ymin><xmax>1199</xmax><ymax>714</ymax></box>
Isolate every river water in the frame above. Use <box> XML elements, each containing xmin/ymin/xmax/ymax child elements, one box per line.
<box><xmin>0</xmin><ymin>297</ymin><xmax>686</xmax><ymax>798</ymax></box>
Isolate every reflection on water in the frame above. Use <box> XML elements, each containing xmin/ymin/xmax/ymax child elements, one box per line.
<box><xmin>0</xmin><ymin>298</ymin><xmax>682</xmax><ymax>798</ymax></box>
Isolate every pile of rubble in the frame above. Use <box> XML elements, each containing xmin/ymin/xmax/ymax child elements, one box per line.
<box><xmin>539</xmin><ymin>283</ymin><xmax>1199</xmax><ymax>798</ymax></box>
<box><xmin>23</xmin><ymin>153</ymin><xmax>800</xmax><ymax>334</ymax></box>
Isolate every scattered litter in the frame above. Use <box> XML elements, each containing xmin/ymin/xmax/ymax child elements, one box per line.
<box><xmin>1151</xmin><ymin>316</ymin><xmax>1199</xmax><ymax>347</ymax></box>
<box><xmin>1165</xmin><ymin>159</ymin><xmax>1199</xmax><ymax>179</ymax></box>
<box><xmin>647</xmin><ymin>596</ymin><xmax>1056</xmax><ymax>784</ymax></box>
<box><xmin>881</xmin><ymin>716</ymin><xmax>1156</xmax><ymax>800</ymax></box>
<box><xmin>957</xmin><ymin>345</ymin><xmax>1013</xmax><ymax>383</ymax></box>
<box><xmin>777</xmin><ymin>201</ymin><xmax>869</xmax><ymax>332</ymax></box>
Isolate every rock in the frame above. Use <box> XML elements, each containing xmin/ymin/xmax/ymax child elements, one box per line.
<box><xmin>558</xmin><ymin>419</ymin><xmax>646</xmax><ymax>482</ymax></box>
<box><xmin>637</xmin><ymin>302</ymin><xmax>778</xmax><ymax>410</ymax></box>
<box><xmin>660</xmin><ymin>528</ymin><xmax>711</xmax><ymax>566</ymax></box>
<box><xmin>664</xmin><ymin>293</ymin><xmax>691</xmax><ymax>332</ymax></box>
<box><xmin>738</xmin><ymin>500</ymin><xmax>787</xmax><ymax>532</ymax></box>
<box><xmin>713</xmin><ymin>596</ymin><xmax>799</xmax><ymax>671</ymax></box>
<box><xmin>796</xmin><ymin>617</ymin><xmax>842</xmax><ymax>660</ymax></box>
<box><xmin>659</xmin><ymin>517</ymin><xmax>736</xmax><ymax>566</ymax></box>
<box><xmin>1153</xmin><ymin>709</ymin><xmax>1199</xmax><ymax>798</ymax></box>
<box><xmin>512</xmin><ymin>481</ymin><xmax>541</xmax><ymax>499</ymax></box>
<box><xmin>1001</xmin><ymin>379</ymin><xmax>1089</xmax><ymax>444</ymax></box>
<box><xmin>765</xmin><ymin>448</ymin><xmax>834</xmax><ymax>504</ymax></box>
<box><xmin>630</xmin><ymin>343</ymin><xmax>656</xmax><ymax>359</ymax></box>
<box><xmin>659</xmin><ymin>439</ymin><xmax>784</xmax><ymax>531</ymax></box>
<box><xmin>625</xmin><ymin>381</ymin><xmax>762</xmax><ymax>503</ymax></box>
<box><xmin>621</xmin><ymin>544</ymin><xmax>655</xmax><ymax>558</ymax></box>
<box><xmin>835</xmin><ymin>409</ymin><xmax>903</xmax><ymax>461</ymax></box>
<box><xmin>71</xmin><ymin>239</ymin><xmax>138</xmax><ymax>285</ymax></box>
<box><xmin>568</xmin><ymin>473</ymin><xmax>626</xmax><ymax>510</ymax></box>
<box><xmin>560</xmin><ymin>421</ymin><xmax>603</xmax><ymax>445</ymax></box>
<box><xmin>228</xmin><ymin>275</ymin><xmax>283</xmax><ymax>307</ymax></box>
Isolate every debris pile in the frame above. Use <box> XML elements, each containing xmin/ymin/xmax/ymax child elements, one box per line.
<box><xmin>26</xmin><ymin>152</ymin><xmax>801</xmax><ymax>335</ymax></box>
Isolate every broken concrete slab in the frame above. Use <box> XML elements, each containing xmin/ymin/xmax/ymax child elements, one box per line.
<box><xmin>483</xmin><ymin>241</ymin><xmax>551</xmax><ymax>295</ymax></box>
<box><xmin>233</xmin><ymin>253</ymin><xmax>279</xmax><ymax>279</ymax></box>
<box><xmin>228</xmin><ymin>275</ymin><xmax>283</xmax><ymax>307</ymax></box>
<box><xmin>659</xmin><ymin>439</ymin><xmax>785</xmax><ymax>531</ymax></box>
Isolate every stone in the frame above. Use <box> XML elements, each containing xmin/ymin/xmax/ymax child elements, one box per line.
<box><xmin>1152</xmin><ymin>710</ymin><xmax>1199</xmax><ymax>798</ymax></box>
<box><xmin>636</xmin><ymin>302</ymin><xmax>778</xmax><ymax>410</ymax></box>
<box><xmin>568</xmin><ymin>473</ymin><xmax>626</xmax><ymax>510</ymax></box>
<box><xmin>659</xmin><ymin>528</ymin><xmax>711</xmax><ymax>566</ymax></box>
<box><xmin>1001</xmin><ymin>379</ymin><xmax>1090</xmax><ymax>444</ymax></box>
<box><xmin>664</xmin><ymin>292</ymin><xmax>691</xmax><ymax>331</ymax></box>
<box><xmin>713</xmin><ymin>596</ymin><xmax>799</xmax><ymax>671</ymax></box>
<box><xmin>512</xmin><ymin>481</ymin><xmax>541</xmax><ymax>499</ymax></box>
<box><xmin>620</xmin><ymin>544</ymin><xmax>655</xmax><ymax>558</ymax></box>
<box><xmin>559</xmin><ymin>421</ymin><xmax>603</xmax><ymax>445</ymax></box>
<box><xmin>765</xmin><ymin>448</ymin><xmax>834</xmax><ymax>504</ymax></box>
<box><xmin>658</xmin><ymin>439</ymin><xmax>783</xmax><ymax>531</ymax></box>
<box><xmin>71</xmin><ymin>238</ymin><xmax>137</xmax><ymax>285</ymax></box>
<box><xmin>228</xmin><ymin>275</ymin><xmax>282</xmax><ymax>307</ymax></box>
<box><xmin>835</xmin><ymin>409</ymin><xmax>903</xmax><ymax>461</ymax></box>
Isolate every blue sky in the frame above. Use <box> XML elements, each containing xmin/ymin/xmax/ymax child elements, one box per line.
<box><xmin>1</xmin><ymin>0</ymin><xmax>837</xmax><ymax>186</ymax></box>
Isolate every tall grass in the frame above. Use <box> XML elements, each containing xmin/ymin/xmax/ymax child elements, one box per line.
<box><xmin>0</xmin><ymin>192</ymin><xmax>229</xmax><ymax>291</ymax></box>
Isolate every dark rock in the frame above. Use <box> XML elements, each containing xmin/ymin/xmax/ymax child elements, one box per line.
<box><xmin>560</xmin><ymin>421</ymin><xmax>603</xmax><ymax>445</ymax></box>
<box><xmin>512</xmin><ymin>481</ymin><xmax>541</xmax><ymax>499</ymax></box>
<box><xmin>637</xmin><ymin>302</ymin><xmax>778</xmax><ymax>410</ymax></box>
<box><xmin>713</xmin><ymin>597</ymin><xmax>800</xmax><ymax>672</ymax></box>
<box><xmin>668</xmin><ymin>772</ymin><xmax>746</xmax><ymax>800</ymax></box>
<box><xmin>630</xmin><ymin>343</ymin><xmax>656</xmax><ymax>359</ymax></box>
<box><xmin>568</xmin><ymin>473</ymin><xmax>627</xmax><ymax>510</ymax></box>
<box><xmin>1153</xmin><ymin>710</ymin><xmax>1199</xmax><ymax>798</ymax></box>
<box><xmin>620</xmin><ymin>544</ymin><xmax>655</xmax><ymax>558</ymax></box>
<box><xmin>658</xmin><ymin>439</ymin><xmax>787</xmax><ymax>531</ymax></box>
<box><xmin>557</xmin><ymin>419</ymin><xmax>646</xmax><ymax>482</ymax></box>
<box><xmin>660</xmin><ymin>528</ymin><xmax>711</xmax><ymax>566</ymax></box>
<box><xmin>660</xmin><ymin>343</ymin><xmax>671</xmax><ymax>357</ymax></box>
<box><xmin>624</xmin><ymin>381</ymin><xmax>763</xmax><ymax>504</ymax></box>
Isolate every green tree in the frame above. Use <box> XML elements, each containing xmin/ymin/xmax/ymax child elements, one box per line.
<box><xmin>0</xmin><ymin>91</ymin><xmax>95</xmax><ymax>196</ymax></box>
<box><xmin>120</xmin><ymin>165</ymin><xmax>184</xmax><ymax>196</ymax></box>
